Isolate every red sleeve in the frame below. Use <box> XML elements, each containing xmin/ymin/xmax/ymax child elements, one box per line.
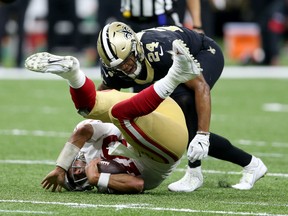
<box><xmin>111</xmin><ymin>85</ymin><xmax>164</xmax><ymax>120</ymax></box>
<box><xmin>69</xmin><ymin>77</ymin><xmax>96</xmax><ymax>111</ymax></box>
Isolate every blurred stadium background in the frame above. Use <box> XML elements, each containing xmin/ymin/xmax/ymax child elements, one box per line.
<box><xmin>0</xmin><ymin>0</ymin><xmax>288</xmax><ymax>68</ymax></box>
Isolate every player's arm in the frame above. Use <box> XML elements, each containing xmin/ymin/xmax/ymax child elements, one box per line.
<box><xmin>86</xmin><ymin>158</ymin><xmax>144</xmax><ymax>194</ymax></box>
<box><xmin>184</xmin><ymin>74</ymin><xmax>211</xmax><ymax>162</ymax></box>
<box><xmin>41</xmin><ymin>123</ymin><xmax>94</xmax><ymax>191</ymax></box>
<box><xmin>55</xmin><ymin>123</ymin><xmax>94</xmax><ymax>171</ymax></box>
<box><xmin>67</xmin><ymin>123</ymin><xmax>94</xmax><ymax>148</ymax></box>
<box><xmin>185</xmin><ymin>74</ymin><xmax>211</xmax><ymax>132</ymax></box>
<box><xmin>186</xmin><ymin>0</ymin><xmax>203</xmax><ymax>33</ymax></box>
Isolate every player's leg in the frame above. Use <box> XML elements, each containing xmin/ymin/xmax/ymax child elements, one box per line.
<box><xmin>168</xmin><ymin>85</ymin><xmax>203</xmax><ymax>192</ymax></box>
<box><xmin>24</xmin><ymin>39</ymin><xmax>200</xmax><ymax>113</ymax></box>
<box><xmin>196</xmin><ymin>39</ymin><xmax>267</xmax><ymax>190</ymax></box>
<box><xmin>25</xmin><ymin>52</ymin><xmax>97</xmax><ymax>113</ymax></box>
<box><xmin>25</xmin><ymin>52</ymin><xmax>86</xmax><ymax>88</ymax></box>
<box><xmin>108</xmin><ymin>38</ymin><xmax>202</xmax><ymax>124</ymax></box>
<box><xmin>204</xmin><ymin>133</ymin><xmax>268</xmax><ymax>190</ymax></box>
<box><xmin>168</xmin><ymin>39</ymin><xmax>267</xmax><ymax>191</ymax></box>
<box><xmin>109</xmin><ymin>85</ymin><xmax>188</xmax><ymax>163</ymax></box>
<box><xmin>153</xmin><ymin>39</ymin><xmax>202</xmax><ymax>99</ymax></box>
<box><xmin>108</xmin><ymin>39</ymin><xmax>202</xmax><ymax>162</ymax></box>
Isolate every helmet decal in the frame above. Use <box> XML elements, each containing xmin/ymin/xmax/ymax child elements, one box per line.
<box><xmin>100</xmin><ymin>24</ymin><xmax>119</xmax><ymax>65</ymax></box>
<box><xmin>118</xmin><ymin>26</ymin><xmax>133</xmax><ymax>40</ymax></box>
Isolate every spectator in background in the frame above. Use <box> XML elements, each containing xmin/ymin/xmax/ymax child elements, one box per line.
<box><xmin>0</xmin><ymin>0</ymin><xmax>30</xmax><ymax>67</ymax></box>
<box><xmin>46</xmin><ymin>0</ymin><xmax>80</xmax><ymax>53</ymax></box>
<box><xmin>195</xmin><ymin>0</ymin><xmax>214</xmax><ymax>37</ymax></box>
<box><xmin>246</xmin><ymin>0</ymin><xmax>287</xmax><ymax>65</ymax></box>
<box><xmin>120</xmin><ymin>0</ymin><xmax>203</xmax><ymax>33</ymax></box>
<box><xmin>119</xmin><ymin>0</ymin><xmax>203</xmax><ymax>93</ymax></box>
<box><xmin>93</xmin><ymin>0</ymin><xmax>203</xmax><ymax>66</ymax></box>
<box><xmin>258</xmin><ymin>0</ymin><xmax>288</xmax><ymax>65</ymax></box>
<box><xmin>94</xmin><ymin>0</ymin><xmax>122</xmax><ymax>65</ymax></box>
<box><xmin>96</xmin><ymin>0</ymin><xmax>122</xmax><ymax>30</ymax></box>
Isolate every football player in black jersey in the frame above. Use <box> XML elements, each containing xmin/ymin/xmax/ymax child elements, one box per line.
<box><xmin>96</xmin><ymin>22</ymin><xmax>267</xmax><ymax>191</ymax></box>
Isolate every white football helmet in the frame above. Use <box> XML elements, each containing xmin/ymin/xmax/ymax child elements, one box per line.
<box><xmin>97</xmin><ymin>22</ymin><xmax>145</xmax><ymax>80</ymax></box>
<box><xmin>63</xmin><ymin>152</ymin><xmax>93</xmax><ymax>191</ymax></box>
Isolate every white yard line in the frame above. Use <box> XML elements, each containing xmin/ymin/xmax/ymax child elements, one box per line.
<box><xmin>1</xmin><ymin>129</ymin><xmax>287</xmax><ymax>148</ymax></box>
<box><xmin>1</xmin><ymin>159</ymin><xmax>288</xmax><ymax>178</ymax></box>
<box><xmin>1</xmin><ymin>66</ymin><xmax>288</xmax><ymax>80</ymax></box>
<box><xmin>0</xmin><ymin>199</ymin><xmax>287</xmax><ymax>216</ymax></box>
<box><xmin>263</xmin><ymin>103</ymin><xmax>288</xmax><ymax>112</ymax></box>
<box><xmin>0</xmin><ymin>129</ymin><xmax>70</xmax><ymax>137</ymax></box>
<box><xmin>220</xmin><ymin>201</ymin><xmax>288</xmax><ymax>208</ymax></box>
<box><xmin>0</xmin><ymin>209</ymin><xmax>54</xmax><ymax>215</ymax></box>
<box><xmin>0</xmin><ymin>159</ymin><xmax>54</xmax><ymax>165</ymax></box>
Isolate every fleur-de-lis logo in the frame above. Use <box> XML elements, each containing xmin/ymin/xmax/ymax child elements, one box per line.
<box><xmin>207</xmin><ymin>46</ymin><xmax>216</xmax><ymax>55</ymax></box>
<box><xmin>118</xmin><ymin>26</ymin><xmax>133</xmax><ymax>39</ymax></box>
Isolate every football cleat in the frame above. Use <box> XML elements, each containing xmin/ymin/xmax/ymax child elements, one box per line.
<box><xmin>168</xmin><ymin>166</ymin><xmax>203</xmax><ymax>192</ymax></box>
<box><xmin>232</xmin><ymin>156</ymin><xmax>267</xmax><ymax>190</ymax></box>
<box><xmin>167</xmin><ymin>39</ymin><xmax>202</xmax><ymax>84</ymax></box>
<box><xmin>25</xmin><ymin>52</ymin><xmax>80</xmax><ymax>75</ymax></box>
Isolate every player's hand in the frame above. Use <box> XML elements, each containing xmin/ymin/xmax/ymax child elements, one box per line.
<box><xmin>85</xmin><ymin>158</ymin><xmax>101</xmax><ymax>185</ymax></box>
<box><xmin>187</xmin><ymin>133</ymin><xmax>210</xmax><ymax>162</ymax></box>
<box><xmin>41</xmin><ymin>167</ymin><xmax>66</xmax><ymax>192</ymax></box>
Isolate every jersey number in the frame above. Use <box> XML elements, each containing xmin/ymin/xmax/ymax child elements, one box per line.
<box><xmin>146</xmin><ymin>42</ymin><xmax>161</xmax><ymax>62</ymax></box>
<box><xmin>145</xmin><ymin>26</ymin><xmax>183</xmax><ymax>63</ymax></box>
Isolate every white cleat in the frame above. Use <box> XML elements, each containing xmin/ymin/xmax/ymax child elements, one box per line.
<box><xmin>232</xmin><ymin>157</ymin><xmax>267</xmax><ymax>190</ymax></box>
<box><xmin>168</xmin><ymin>166</ymin><xmax>203</xmax><ymax>192</ymax></box>
<box><xmin>168</xmin><ymin>39</ymin><xmax>202</xmax><ymax>84</ymax></box>
<box><xmin>25</xmin><ymin>52</ymin><xmax>80</xmax><ymax>75</ymax></box>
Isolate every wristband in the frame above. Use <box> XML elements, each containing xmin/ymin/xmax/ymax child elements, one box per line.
<box><xmin>193</xmin><ymin>26</ymin><xmax>203</xmax><ymax>30</ymax></box>
<box><xmin>56</xmin><ymin>142</ymin><xmax>80</xmax><ymax>171</ymax></box>
<box><xmin>196</xmin><ymin>131</ymin><xmax>210</xmax><ymax>136</ymax></box>
<box><xmin>97</xmin><ymin>173</ymin><xmax>111</xmax><ymax>189</ymax></box>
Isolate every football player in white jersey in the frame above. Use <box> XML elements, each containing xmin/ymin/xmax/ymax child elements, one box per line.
<box><xmin>60</xmin><ymin>119</ymin><xmax>155</xmax><ymax>193</ymax></box>
<box><xmin>26</xmin><ymin>39</ymin><xmax>201</xmax><ymax>193</ymax></box>
<box><xmin>45</xmin><ymin>118</ymin><xmax>188</xmax><ymax>193</ymax></box>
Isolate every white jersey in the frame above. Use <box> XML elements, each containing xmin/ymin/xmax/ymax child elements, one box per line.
<box><xmin>75</xmin><ymin>119</ymin><xmax>180</xmax><ymax>190</ymax></box>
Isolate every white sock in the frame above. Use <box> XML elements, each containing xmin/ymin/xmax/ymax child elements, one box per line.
<box><xmin>187</xmin><ymin>166</ymin><xmax>202</xmax><ymax>174</ymax></box>
<box><xmin>153</xmin><ymin>72</ymin><xmax>180</xmax><ymax>99</ymax></box>
<box><xmin>246</xmin><ymin>156</ymin><xmax>258</xmax><ymax>168</ymax></box>
<box><xmin>60</xmin><ymin>69</ymin><xmax>86</xmax><ymax>89</ymax></box>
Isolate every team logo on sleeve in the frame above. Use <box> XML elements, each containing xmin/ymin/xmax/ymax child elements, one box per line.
<box><xmin>207</xmin><ymin>46</ymin><xmax>216</xmax><ymax>55</ymax></box>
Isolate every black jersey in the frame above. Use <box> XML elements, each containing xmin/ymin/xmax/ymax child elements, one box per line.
<box><xmin>101</xmin><ymin>26</ymin><xmax>222</xmax><ymax>90</ymax></box>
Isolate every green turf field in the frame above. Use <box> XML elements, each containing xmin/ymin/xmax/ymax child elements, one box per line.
<box><xmin>0</xmin><ymin>77</ymin><xmax>287</xmax><ymax>215</ymax></box>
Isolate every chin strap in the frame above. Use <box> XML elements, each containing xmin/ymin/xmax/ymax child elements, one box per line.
<box><xmin>135</xmin><ymin>59</ymin><xmax>154</xmax><ymax>84</ymax></box>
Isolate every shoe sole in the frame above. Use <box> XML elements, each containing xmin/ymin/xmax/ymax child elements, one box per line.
<box><xmin>169</xmin><ymin>40</ymin><xmax>202</xmax><ymax>83</ymax></box>
<box><xmin>25</xmin><ymin>52</ymin><xmax>74</xmax><ymax>73</ymax></box>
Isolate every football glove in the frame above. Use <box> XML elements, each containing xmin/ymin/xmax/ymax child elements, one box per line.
<box><xmin>187</xmin><ymin>133</ymin><xmax>210</xmax><ymax>163</ymax></box>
